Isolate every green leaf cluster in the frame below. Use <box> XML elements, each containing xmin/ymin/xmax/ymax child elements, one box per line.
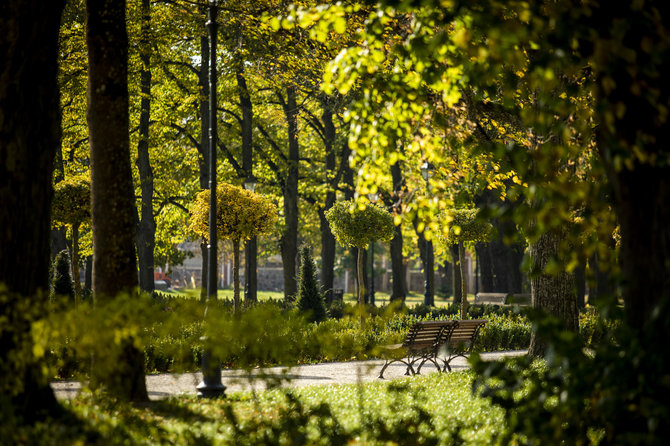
<box><xmin>188</xmin><ymin>183</ymin><xmax>277</xmax><ymax>244</ymax></box>
<box><xmin>51</xmin><ymin>175</ymin><xmax>90</xmax><ymax>227</ymax></box>
<box><xmin>439</xmin><ymin>208</ymin><xmax>492</xmax><ymax>246</ymax></box>
<box><xmin>325</xmin><ymin>200</ymin><xmax>395</xmax><ymax>249</ymax></box>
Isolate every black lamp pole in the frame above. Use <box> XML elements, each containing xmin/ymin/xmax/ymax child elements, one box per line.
<box><xmin>197</xmin><ymin>0</ymin><xmax>225</xmax><ymax>398</ymax></box>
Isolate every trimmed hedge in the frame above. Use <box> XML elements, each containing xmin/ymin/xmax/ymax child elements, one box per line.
<box><xmin>45</xmin><ymin>297</ymin><xmax>616</xmax><ymax>377</ymax></box>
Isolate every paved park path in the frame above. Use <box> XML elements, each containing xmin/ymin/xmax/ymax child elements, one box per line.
<box><xmin>51</xmin><ymin>350</ymin><xmax>527</xmax><ymax>400</ymax></box>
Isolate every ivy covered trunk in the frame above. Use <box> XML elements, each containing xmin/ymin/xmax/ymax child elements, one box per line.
<box><xmin>86</xmin><ymin>0</ymin><xmax>148</xmax><ymax>402</ymax></box>
<box><xmin>528</xmin><ymin>230</ymin><xmax>578</xmax><ymax>357</ymax></box>
<box><xmin>0</xmin><ymin>0</ymin><xmax>65</xmax><ymax>422</ymax></box>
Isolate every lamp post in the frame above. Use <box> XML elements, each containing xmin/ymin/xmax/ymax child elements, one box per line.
<box><xmin>368</xmin><ymin>192</ymin><xmax>379</xmax><ymax>306</ymax></box>
<box><xmin>243</xmin><ymin>174</ymin><xmax>257</xmax><ymax>302</ymax></box>
<box><xmin>420</xmin><ymin>162</ymin><xmax>434</xmax><ymax>307</ymax></box>
<box><xmin>197</xmin><ymin>0</ymin><xmax>225</xmax><ymax>398</ymax></box>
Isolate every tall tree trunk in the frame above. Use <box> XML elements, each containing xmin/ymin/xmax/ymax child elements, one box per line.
<box><xmin>414</xmin><ymin>218</ymin><xmax>434</xmax><ymax>305</ymax></box>
<box><xmin>237</xmin><ymin>69</ymin><xmax>257</xmax><ymax>302</ymax></box>
<box><xmin>319</xmin><ymin>208</ymin><xmax>336</xmax><ymax>304</ymax></box>
<box><xmin>244</xmin><ymin>237</ymin><xmax>257</xmax><ymax>301</ymax></box>
<box><xmin>71</xmin><ymin>224</ymin><xmax>82</xmax><ymax>305</ymax></box>
<box><xmin>528</xmin><ymin>231</ymin><xmax>578</xmax><ymax>357</ymax></box>
<box><xmin>458</xmin><ymin>243</ymin><xmax>468</xmax><ymax>319</ymax></box>
<box><xmin>389</xmin><ymin>158</ymin><xmax>406</xmax><ymax>302</ymax></box>
<box><xmin>86</xmin><ymin>0</ymin><xmax>148</xmax><ymax>401</ymax></box>
<box><xmin>575</xmin><ymin>260</ymin><xmax>586</xmax><ymax>309</ymax></box>
<box><xmin>318</xmin><ymin>95</ymin><xmax>338</xmax><ymax>304</ymax></box>
<box><xmin>85</xmin><ymin>255</ymin><xmax>93</xmax><ymax>292</ymax></box>
<box><xmin>280</xmin><ymin>87</ymin><xmax>299</xmax><ymax>300</ymax></box>
<box><xmin>475</xmin><ymin>221</ymin><xmax>524</xmax><ymax>293</ymax></box>
<box><xmin>451</xmin><ymin>244</ymin><xmax>463</xmax><ymax>305</ymax></box>
<box><xmin>592</xmin><ymin>2</ymin><xmax>670</xmax><ymax>347</ymax></box>
<box><xmin>357</xmin><ymin>247</ymin><xmax>367</xmax><ymax>322</ymax></box>
<box><xmin>135</xmin><ymin>0</ymin><xmax>155</xmax><ymax>294</ymax></box>
<box><xmin>389</xmin><ymin>224</ymin><xmax>406</xmax><ymax>302</ymax></box>
<box><xmin>233</xmin><ymin>239</ymin><xmax>240</xmax><ymax>312</ymax></box>
<box><xmin>0</xmin><ymin>0</ymin><xmax>65</xmax><ymax>422</ymax></box>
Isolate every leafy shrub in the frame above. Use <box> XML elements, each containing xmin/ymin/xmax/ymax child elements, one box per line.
<box><xmin>472</xmin><ymin>303</ymin><xmax>669</xmax><ymax>444</ymax></box>
<box><xmin>296</xmin><ymin>246</ymin><xmax>327</xmax><ymax>323</ymax></box>
<box><xmin>50</xmin><ymin>250</ymin><xmax>74</xmax><ymax>303</ymax></box>
<box><xmin>46</xmin><ymin>296</ymin><xmax>610</xmax><ymax>377</ymax></box>
<box><xmin>327</xmin><ymin>299</ymin><xmax>346</xmax><ymax>319</ymax></box>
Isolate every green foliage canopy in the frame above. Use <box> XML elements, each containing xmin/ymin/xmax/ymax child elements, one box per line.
<box><xmin>188</xmin><ymin>183</ymin><xmax>277</xmax><ymax>243</ymax></box>
<box><xmin>325</xmin><ymin>200</ymin><xmax>395</xmax><ymax>249</ymax></box>
<box><xmin>439</xmin><ymin>208</ymin><xmax>492</xmax><ymax>246</ymax></box>
<box><xmin>51</xmin><ymin>175</ymin><xmax>90</xmax><ymax>227</ymax></box>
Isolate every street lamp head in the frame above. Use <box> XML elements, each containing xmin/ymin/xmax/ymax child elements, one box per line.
<box><xmin>421</xmin><ymin>161</ymin><xmax>434</xmax><ymax>182</ymax></box>
<box><xmin>368</xmin><ymin>192</ymin><xmax>379</xmax><ymax>203</ymax></box>
<box><xmin>243</xmin><ymin>174</ymin><xmax>258</xmax><ymax>192</ymax></box>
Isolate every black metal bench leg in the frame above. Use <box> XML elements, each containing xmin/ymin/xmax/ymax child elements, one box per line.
<box><xmin>378</xmin><ymin>360</ymin><xmax>392</xmax><ymax>379</ymax></box>
<box><xmin>417</xmin><ymin>357</ymin><xmax>440</xmax><ymax>374</ymax></box>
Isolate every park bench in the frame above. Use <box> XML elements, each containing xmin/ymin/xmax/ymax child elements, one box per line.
<box><xmin>377</xmin><ymin>320</ymin><xmax>458</xmax><ymax>379</ymax></box>
<box><xmin>436</xmin><ymin>319</ymin><xmax>488</xmax><ymax>372</ymax></box>
<box><xmin>474</xmin><ymin>292</ymin><xmax>508</xmax><ymax>305</ymax></box>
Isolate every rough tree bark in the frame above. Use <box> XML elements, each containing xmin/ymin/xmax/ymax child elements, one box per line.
<box><xmin>389</xmin><ymin>158</ymin><xmax>406</xmax><ymax>302</ymax></box>
<box><xmin>71</xmin><ymin>224</ymin><xmax>82</xmax><ymax>303</ymax></box>
<box><xmin>237</xmin><ymin>68</ymin><xmax>257</xmax><ymax>301</ymax></box>
<box><xmin>279</xmin><ymin>87</ymin><xmax>299</xmax><ymax>300</ymax></box>
<box><xmin>450</xmin><ymin>244</ymin><xmax>463</xmax><ymax>305</ymax></box>
<box><xmin>318</xmin><ymin>97</ymin><xmax>338</xmax><ymax>304</ymax></box>
<box><xmin>135</xmin><ymin>0</ymin><xmax>156</xmax><ymax>293</ymax></box>
<box><xmin>86</xmin><ymin>0</ymin><xmax>148</xmax><ymax>401</ymax></box>
<box><xmin>414</xmin><ymin>218</ymin><xmax>434</xmax><ymax>306</ymax></box>
<box><xmin>528</xmin><ymin>230</ymin><xmax>578</xmax><ymax>357</ymax></box>
<box><xmin>0</xmin><ymin>0</ymin><xmax>66</xmax><ymax>422</ymax></box>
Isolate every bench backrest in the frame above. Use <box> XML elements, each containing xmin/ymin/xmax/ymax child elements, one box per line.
<box><xmin>446</xmin><ymin>319</ymin><xmax>487</xmax><ymax>351</ymax></box>
<box><xmin>403</xmin><ymin>320</ymin><xmax>458</xmax><ymax>353</ymax></box>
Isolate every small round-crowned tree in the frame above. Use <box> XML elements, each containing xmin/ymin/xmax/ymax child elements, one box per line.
<box><xmin>296</xmin><ymin>245</ymin><xmax>327</xmax><ymax>323</ymax></box>
<box><xmin>326</xmin><ymin>200</ymin><xmax>394</xmax><ymax>314</ymax></box>
<box><xmin>52</xmin><ymin>175</ymin><xmax>91</xmax><ymax>305</ymax></box>
<box><xmin>189</xmin><ymin>183</ymin><xmax>277</xmax><ymax>311</ymax></box>
<box><xmin>439</xmin><ymin>208</ymin><xmax>492</xmax><ymax>318</ymax></box>
<box><xmin>51</xmin><ymin>249</ymin><xmax>75</xmax><ymax>304</ymax></box>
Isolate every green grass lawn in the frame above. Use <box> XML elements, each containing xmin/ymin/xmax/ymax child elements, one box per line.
<box><xmin>29</xmin><ymin>372</ymin><xmax>504</xmax><ymax>445</ymax></box>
